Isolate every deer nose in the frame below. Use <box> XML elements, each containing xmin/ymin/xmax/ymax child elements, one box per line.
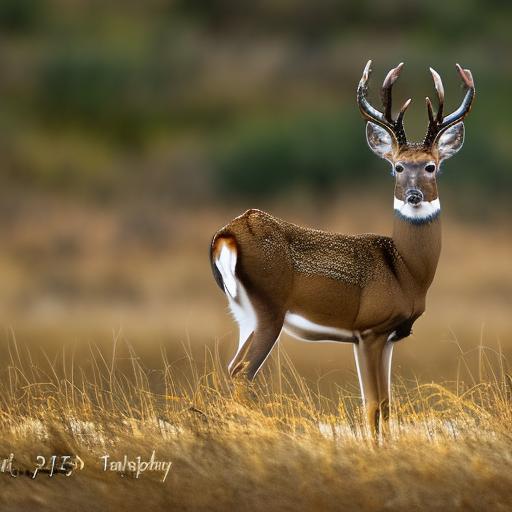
<box><xmin>405</xmin><ymin>188</ymin><xmax>423</xmax><ymax>206</ymax></box>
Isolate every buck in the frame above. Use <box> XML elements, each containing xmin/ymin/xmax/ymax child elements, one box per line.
<box><xmin>210</xmin><ymin>60</ymin><xmax>475</xmax><ymax>436</ymax></box>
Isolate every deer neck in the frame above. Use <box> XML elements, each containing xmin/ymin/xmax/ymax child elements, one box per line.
<box><xmin>392</xmin><ymin>197</ymin><xmax>442</xmax><ymax>290</ymax></box>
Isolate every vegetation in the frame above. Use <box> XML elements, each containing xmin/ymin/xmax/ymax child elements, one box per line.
<box><xmin>0</xmin><ymin>336</ymin><xmax>511</xmax><ymax>511</ymax></box>
<box><xmin>0</xmin><ymin>2</ymin><xmax>510</xmax><ymax>509</ymax></box>
<box><xmin>0</xmin><ymin>1</ymin><xmax>511</xmax><ymax>204</ymax></box>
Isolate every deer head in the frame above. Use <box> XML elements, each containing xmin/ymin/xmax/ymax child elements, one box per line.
<box><xmin>357</xmin><ymin>60</ymin><xmax>475</xmax><ymax>223</ymax></box>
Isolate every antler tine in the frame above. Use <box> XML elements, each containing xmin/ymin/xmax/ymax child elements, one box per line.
<box><xmin>456</xmin><ymin>63</ymin><xmax>474</xmax><ymax>89</ymax></box>
<box><xmin>381</xmin><ymin>62</ymin><xmax>404</xmax><ymax>122</ymax></box>
<box><xmin>357</xmin><ymin>60</ymin><xmax>393</xmax><ymax>130</ymax></box>
<box><xmin>356</xmin><ymin>60</ymin><xmax>409</xmax><ymax>146</ymax></box>
<box><xmin>396</xmin><ymin>98</ymin><xmax>412</xmax><ymax>126</ymax></box>
<box><xmin>440</xmin><ymin>64</ymin><xmax>475</xmax><ymax>127</ymax></box>
<box><xmin>423</xmin><ymin>63</ymin><xmax>475</xmax><ymax>147</ymax></box>
<box><xmin>429</xmin><ymin>67</ymin><xmax>444</xmax><ymax>122</ymax></box>
<box><xmin>425</xmin><ymin>97</ymin><xmax>435</xmax><ymax>123</ymax></box>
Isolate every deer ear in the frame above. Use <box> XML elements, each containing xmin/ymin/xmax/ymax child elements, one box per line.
<box><xmin>436</xmin><ymin>122</ymin><xmax>464</xmax><ymax>162</ymax></box>
<box><xmin>366</xmin><ymin>122</ymin><xmax>396</xmax><ymax>161</ymax></box>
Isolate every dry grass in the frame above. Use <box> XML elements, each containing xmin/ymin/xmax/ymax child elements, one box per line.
<box><xmin>0</xmin><ymin>335</ymin><xmax>511</xmax><ymax>511</ymax></box>
<box><xmin>0</xmin><ymin>198</ymin><xmax>509</xmax><ymax>509</ymax></box>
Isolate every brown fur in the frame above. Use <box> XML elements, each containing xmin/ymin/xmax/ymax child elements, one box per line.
<box><xmin>211</xmin><ymin>205</ymin><xmax>442</xmax><ymax>436</ymax></box>
<box><xmin>392</xmin><ymin>146</ymin><xmax>439</xmax><ymax>202</ymax></box>
<box><xmin>211</xmin><ymin>207</ymin><xmax>440</xmax><ymax>340</ymax></box>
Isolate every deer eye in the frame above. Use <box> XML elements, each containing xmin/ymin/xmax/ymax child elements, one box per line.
<box><xmin>394</xmin><ymin>163</ymin><xmax>404</xmax><ymax>173</ymax></box>
<box><xmin>425</xmin><ymin>163</ymin><xmax>436</xmax><ymax>173</ymax></box>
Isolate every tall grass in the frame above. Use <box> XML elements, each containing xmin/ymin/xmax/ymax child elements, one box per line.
<box><xmin>0</xmin><ymin>334</ymin><xmax>511</xmax><ymax>511</ymax></box>
<box><xmin>1</xmin><ymin>333</ymin><xmax>511</xmax><ymax>441</ymax></box>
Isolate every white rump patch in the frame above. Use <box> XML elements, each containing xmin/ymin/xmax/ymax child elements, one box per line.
<box><xmin>394</xmin><ymin>197</ymin><xmax>441</xmax><ymax>223</ymax></box>
<box><xmin>214</xmin><ymin>240</ymin><xmax>258</xmax><ymax>374</ymax></box>
<box><xmin>215</xmin><ymin>240</ymin><xmax>237</xmax><ymax>298</ymax></box>
<box><xmin>283</xmin><ymin>312</ymin><xmax>354</xmax><ymax>342</ymax></box>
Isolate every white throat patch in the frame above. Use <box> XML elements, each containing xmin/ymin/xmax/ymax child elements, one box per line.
<box><xmin>394</xmin><ymin>197</ymin><xmax>441</xmax><ymax>224</ymax></box>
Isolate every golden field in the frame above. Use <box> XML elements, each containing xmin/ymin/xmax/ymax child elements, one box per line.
<box><xmin>0</xmin><ymin>334</ymin><xmax>511</xmax><ymax>511</ymax></box>
<box><xmin>0</xmin><ymin>1</ymin><xmax>511</xmax><ymax>508</ymax></box>
<box><xmin>0</xmin><ymin>196</ymin><xmax>509</xmax><ymax>510</ymax></box>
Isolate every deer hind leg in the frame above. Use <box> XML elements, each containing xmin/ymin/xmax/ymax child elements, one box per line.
<box><xmin>227</xmin><ymin>295</ymin><xmax>284</xmax><ymax>381</ymax></box>
<box><xmin>242</xmin><ymin>312</ymin><xmax>284</xmax><ymax>381</ymax></box>
<box><xmin>226</xmin><ymin>282</ymin><xmax>257</xmax><ymax>378</ymax></box>
<box><xmin>353</xmin><ymin>334</ymin><xmax>394</xmax><ymax>439</ymax></box>
<box><xmin>213</xmin><ymin>236</ymin><xmax>254</xmax><ymax>377</ymax></box>
<box><xmin>218</xmin><ymin>277</ymin><xmax>268</xmax><ymax>381</ymax></box>
<box><xmin>214</xmin><ymin>237</ymin><xmax>284</xmax><ymax>380</ymax></box>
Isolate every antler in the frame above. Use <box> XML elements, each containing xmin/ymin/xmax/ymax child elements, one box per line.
<box><xmin>357</xmin><ymin>60</ymin><xmax>412</xmax><ymax>146</ymax></box>
<box><xmin>423</xmin><ymin>64</ymin><xmax>475</xmax><ymax>147</ymax></box>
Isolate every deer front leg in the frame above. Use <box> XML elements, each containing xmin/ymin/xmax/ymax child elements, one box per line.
<box><xmin>377</xmin><ymin>340</ymin><xmax>394</xmax><ymax>438</ymax></box>
<box><xmin>353</xmin><ymin>334</ymin><xmax>394</xmax><ymax>439</ymax></box>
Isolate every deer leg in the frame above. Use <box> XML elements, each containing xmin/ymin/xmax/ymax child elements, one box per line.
<box><xmin>228</xmin><ymin>317</ymin><xmax>256</xmax><ymax>378</ymax></box>
<box><xmin>232</xmin><ymin>312</ymin><xmax>284</xmax><ymax>382</ymax></box>
<box><xmin>377</xmin><ymin>340</ymin><xmax>394</xmax><ymax>438</ymax></box>
<box><xmin>353</xmin><ymin>334</ymin><xmax>394</xmax><ymax>439</ymax></box>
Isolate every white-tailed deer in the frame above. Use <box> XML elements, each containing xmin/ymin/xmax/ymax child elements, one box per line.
<box><xmin>210</xmin><ymin>61</ymin><xmax>475</xmax><ymax>436</ymax></box>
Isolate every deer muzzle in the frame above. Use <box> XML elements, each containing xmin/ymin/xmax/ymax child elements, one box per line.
<box><xmin>405</xmin><ymin>188</ymin><xmax>424</xmax><ymax>206</ymax></box>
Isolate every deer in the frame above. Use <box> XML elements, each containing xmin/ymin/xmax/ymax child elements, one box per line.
<box><xmin>210</xmin><ymin>60</ymin><xmax>475</xmax><ymax>437</ymax></box>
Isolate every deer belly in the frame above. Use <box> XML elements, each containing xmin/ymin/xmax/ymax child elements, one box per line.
<box><xmin>283</xmin><ymin>312</ymin><xmax>357</xmax><ymax>343</ymax></box>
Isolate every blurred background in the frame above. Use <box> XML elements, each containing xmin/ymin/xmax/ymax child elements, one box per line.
<box><xmin>0</xmin><ymin>0</ymin><xmax>510</xmax><ymax>393</ymax></box>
